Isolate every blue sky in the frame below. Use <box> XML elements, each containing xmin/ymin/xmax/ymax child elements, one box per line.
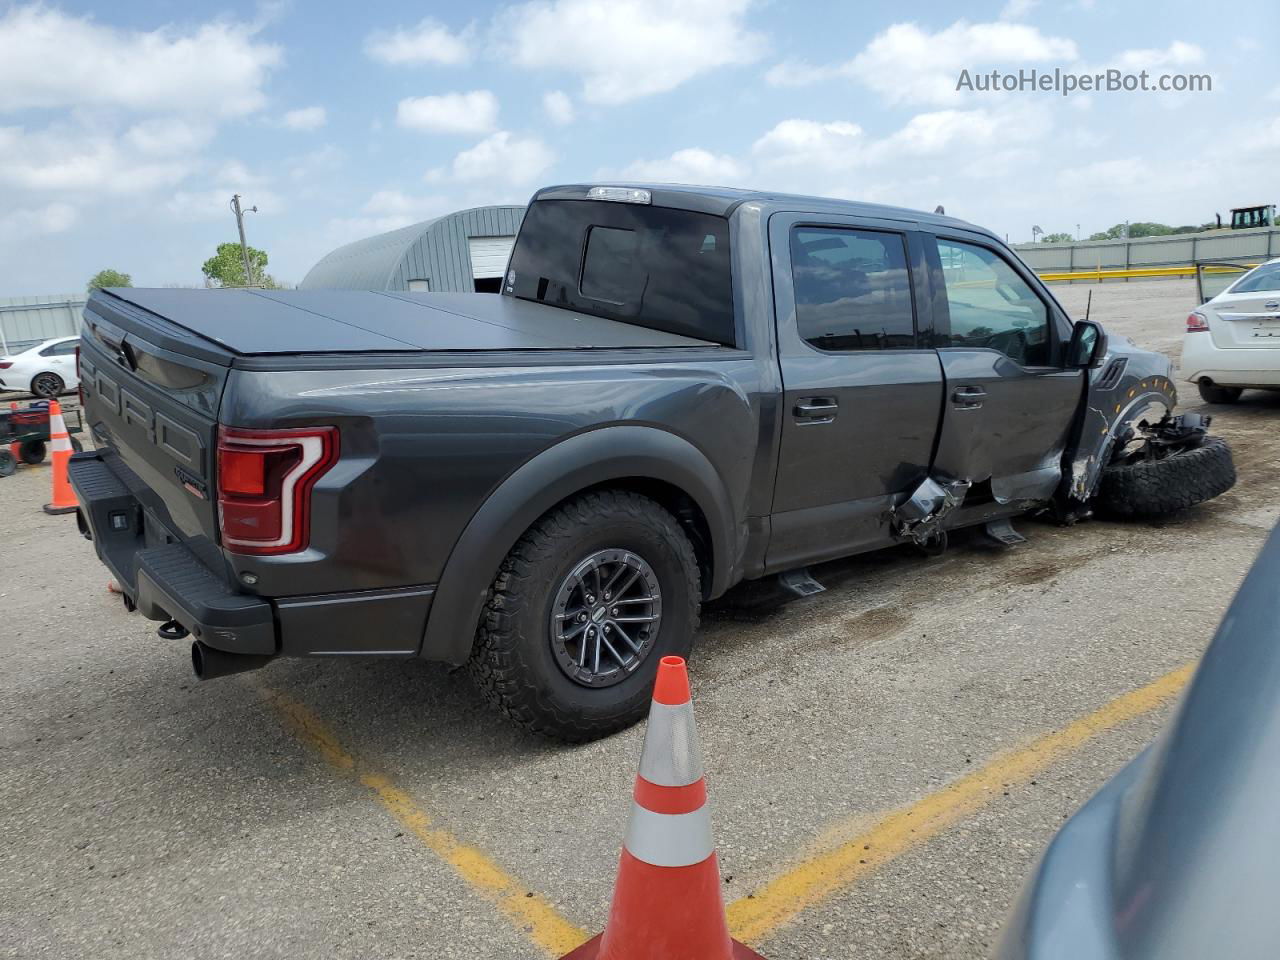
<box><xmin>1</xmin><ymin>0</ymin><xmax>1276</xmax><ymax>293</ymax></box>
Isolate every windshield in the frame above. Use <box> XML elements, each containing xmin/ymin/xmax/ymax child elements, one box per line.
<box><xmin>505</xmin><ymin>199</ymin><xmax>735</xmax><ymax>345</ymax></box>
<box><xmin>1230</xmin><ymin>263</ymin><xmax>1280</xmax><ymax>294</ymax></box>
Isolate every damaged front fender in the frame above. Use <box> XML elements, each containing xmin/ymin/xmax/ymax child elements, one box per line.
<box><xmin>1063</xmin><ymin>335</ymin><xmax>1178</xmax><ymax>504</ymax></box>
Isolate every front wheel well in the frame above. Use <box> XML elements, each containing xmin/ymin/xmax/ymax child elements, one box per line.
<box><xmin>556</xmin><ymin>478</ymin><xmax>715</xmax><ymax>600</ymax></box>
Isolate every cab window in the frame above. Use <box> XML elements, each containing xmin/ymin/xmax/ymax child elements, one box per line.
<box><xmin>790</xmin><ymin>227</ymin><xmax>915</xmax><ymax>351</ymax></box>
<box><xmin>934</xmin><ymin>239</ymin><xmax>1050</xmax><ymax>366</ymax></box>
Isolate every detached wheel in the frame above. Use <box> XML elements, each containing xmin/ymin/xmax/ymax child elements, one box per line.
<box><xmin>30</xmin><ymin>373</ymin><xmax>64</xmax><ymax>399</ymax></box>
<box><xmin>469</xmin><ymin>490</ymin><xmax>701</xmax><ymax>742</ymax></box>
<box><xmin>18</xmin><ymin>439</ymin><xmax>46</xmax><ymax>464</ymax></box>
<box><xmin>1097</xmin><ymin>436</ymin><xmax>1236</xmax><ymax>517</ymax></box>
<box><xmin>1197</xmin><ymin>381</ymin><xmax>1243</xmax><ymax>404</ymax></box>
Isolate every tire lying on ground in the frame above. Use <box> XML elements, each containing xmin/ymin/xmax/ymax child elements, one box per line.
<box><xmin>468</xmin><ymin>489</ymin><xmax>701</xmax><ymax>742</ymax></box>
<box><xmin>1096</xmin><ymin>436</ymin><xmax>1236</xmax><ymax>517</ymax></box>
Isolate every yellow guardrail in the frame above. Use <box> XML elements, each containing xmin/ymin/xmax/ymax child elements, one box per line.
<box><xmin>1037</xmin><ymin>264</ymin><xmax>1260</xmax><ymax>282</ymax></box>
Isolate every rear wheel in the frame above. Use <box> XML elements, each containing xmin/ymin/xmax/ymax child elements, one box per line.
<box><xmin>468</xmin><ymin>490</ymin><xmax>701</xmax><ymax>742</ymax></box>
<box><xmin>1197</xmin><ymin>381</ymin><xmax>1243</xmax><ymax>404</ymax></box>
<box><xmin>30</xmin><ymin>372</ymin><xmax>64</xmax><ymax>399</ymax></box>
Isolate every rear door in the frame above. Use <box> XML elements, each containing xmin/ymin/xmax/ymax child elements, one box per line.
<box><xmin>926</xmin><ymin>233</ymin><xmax>1082</xmax><ymax>502</ymax></box>
<box><xmin>766</xmin><ymin>212</ymin><xmax>944</xmax><ymax>570</ymax></box>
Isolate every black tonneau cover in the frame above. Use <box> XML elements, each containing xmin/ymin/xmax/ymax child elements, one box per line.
<box><xmin>101</xmin><ymin>288</ymin><xmax>716</xmax><ymax>356</ymax></box>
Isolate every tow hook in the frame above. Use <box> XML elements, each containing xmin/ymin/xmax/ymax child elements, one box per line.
<box><xmin>157</xmin><ymin>620</ymin><xmax>190</xmax><ymax>640</ymax></box>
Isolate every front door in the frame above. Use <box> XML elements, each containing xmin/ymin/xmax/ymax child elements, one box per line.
<box><xmin>767</xmin><ymin>214</ymin><xmax>944</xmax><ymax>571</ymax></box>
<box><xmin>927</xmin><ymin>235</ymin><xmax>1083</xmax><ymax>502</ymax></box>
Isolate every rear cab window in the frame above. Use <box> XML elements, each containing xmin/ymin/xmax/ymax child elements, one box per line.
<box><xmin>505</xmin><ymin>199</ymin><xmax>736</xmax><ymax>345</ymax></box>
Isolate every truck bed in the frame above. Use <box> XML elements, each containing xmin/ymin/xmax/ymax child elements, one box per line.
<box><xmin>100</xmin><ymin>288</ymin><xmax>717</xmax><ymax>356</ymax></box>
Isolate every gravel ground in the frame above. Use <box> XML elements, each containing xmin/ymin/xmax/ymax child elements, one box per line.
<box><xmin>2</xmin><ymin>278</ymin><xmax>1276</xmax><ymax>959</ymax></box>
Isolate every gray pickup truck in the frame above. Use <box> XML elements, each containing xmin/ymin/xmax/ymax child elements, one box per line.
<box><xmin>69</xmin><ymin>184</ymin><xmax>1234</xmax><ymax>740</ymax></box>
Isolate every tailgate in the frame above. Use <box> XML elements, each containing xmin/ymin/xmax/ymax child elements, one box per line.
<box><xmin>78</xmin><ymin>292</ymin><xmax>231</xmax><ymax>569</ymax></box>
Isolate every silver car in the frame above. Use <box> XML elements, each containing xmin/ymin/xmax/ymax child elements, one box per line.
<box><xmin>996</xmin><ymin>523</ymin><xmax>1280</xmax><ymax>959</ymax></box>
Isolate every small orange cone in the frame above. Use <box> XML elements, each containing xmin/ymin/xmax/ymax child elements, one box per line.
<box><xmin>42</xmin><ymin>400</ymin><xmax>78</xmax><ymax>515</ymax></box>
<box><xmin>562</xmin><ymin>656</ymin><xmax>765</xmax><ymax>960</ymax></box>
<box><xmin>7</xmin><ymin>402</ymin><xmax>19</xmax><ymax>464</ymax></box>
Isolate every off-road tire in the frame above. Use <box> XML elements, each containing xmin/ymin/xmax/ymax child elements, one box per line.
<box><xmin>1197</xmin><ymin>381</ymin><xmax>1243</xmax><ymax>404</ymax></box>
<box><xmin>30</xmin><ymin>373</ymin><xmax>64</xmax><ymax>399</ymax></box>
<box><xmin>468</xmin><ymin>490</ymin><xmax>701</xmax><ymax>742</ymax></box>
<box><xmin>1097</xmin><ymin>436</ymin><xmax>1236</xmax><ymax>517</ymax></box>
<box><xmin>18</xmin><ymin>439</ymin><xmax>46</xmax><ymax>464</ymax></box>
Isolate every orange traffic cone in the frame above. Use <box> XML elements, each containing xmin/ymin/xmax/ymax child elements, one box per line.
<box><xmin>563</xmin><ymin>656</ymin><xmax>765</xmax><ymax>960</ymax></box>
<box><xmin>42</xmin><ymin>400</ymin><xmax>78</xmax><ymax>515</ymax></box>
<box><xmin>7</xmin><ymin>402</ymin><xmax>19</xmax><ymax>464</ymax></box>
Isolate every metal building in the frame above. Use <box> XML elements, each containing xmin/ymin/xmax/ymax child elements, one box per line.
<box><xmin>299</xmin><ymin>205</ymin><xmax>526</xmax><ymax>293</ymax></box>
<box><xmin>0</xmin><ymin>294</ymin><xmax>86</xmax><ymax>356</ymax></box>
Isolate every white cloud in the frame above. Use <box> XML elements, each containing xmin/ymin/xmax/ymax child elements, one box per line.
<box><xmin>0</xmin><ymin>5</ymin><xmax>281</xmax><ymax>117</ymax></box>
<box><xmin>494</xmin><ymin>0</ymin><xmax>765</xmax><ymax>104</ymax></box>
<box><xmin>999</xmin><ymin>0</ymin><xmax>1037</xmax><ymax>19</ymax></box>
<box><xmin>364</xmin><ymin>18</ymin><xmax>471</xmax><ymax>65</ymax></box>
<box><xmin>282</xmin><ymin>106</ymin><xmax>328</xmax><ymax>131</ymax></box>
<box><xmin>286</xmin><ymin>145</ymin><xmax>344</xmax><ymax>180</ymax></box>
<box><xmin>764</xmin><ymin>60</ymin><xmax>836</xmax><ymax>88</ymax></box>
<box><xmin>771</xmin><ymin>21</ymin><xmax>1077</xmax><ymax>106</ymax></box>
<box><xmin>0</xmin><ymin>124</ymin><xmax>194</xmax><ymax>193</ymax></box>
<box><xmin>752</xmin><ymin>120</ymin><xmax>864</xmax><ymax>171</ymax></box>
<box><xmin>327</xmin><ymin>189</ymin><xmax>451</xmax><ymax>240</ymax></box>
<box><xmin>124</xmin><ymin>118</ymin><xmax>216</xmax><ymax>158</ymax></box>
<box><xmin>0</xmin><ymin>202</ymin><xmax>77</xmax><ymax>240</ymax></box>
<box><xmin>616</xmin><ymin>147</ymin><xmax>750</xmax><ymax>184</ymax></box>
<box><xmin>543</xmin><ymin>90</ymin><xmax>575</xmax><ymax>126</ymax></box>
<box><xmin>429</xmin><ymin>131</ymin><xmax>556</xmax><ymax>184</ymax></box>
<box><xmin>1108</xmin><ymin>40</ymin><xmax>1203</xmax><ymax>70</ymax></box>
<box><xmin>397</xmin><ymin>91</ymin><xmax>499</xmax><ymax>134</ymax></box>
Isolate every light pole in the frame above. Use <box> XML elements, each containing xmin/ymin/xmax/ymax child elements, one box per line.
<box><xmin>230</xmin><ymin>194</ymin><xmax>258</xmax><ymax>286</ymax></box>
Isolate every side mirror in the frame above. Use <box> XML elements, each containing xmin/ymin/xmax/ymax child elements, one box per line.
<box><xmin>1068</xmin><ymin>319</ymin><xmax>1108</xmax><ymax>369</ymax></box>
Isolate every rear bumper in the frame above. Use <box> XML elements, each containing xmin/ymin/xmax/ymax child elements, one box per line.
<box><xmin>69</xmin><ymin>450</ymin><xmax>435</xmax><ymax>658</ymax></box>
<box><xmin>1181</xmin><ymin>333</ymin><xmax>1280</xmax><ymax>387</ymax></box>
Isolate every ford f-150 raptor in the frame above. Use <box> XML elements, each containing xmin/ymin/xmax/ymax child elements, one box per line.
<box><xmin>68</xmin><ymin>183</ymin><xmax>1235</xmax><ymax>740</ymax></box>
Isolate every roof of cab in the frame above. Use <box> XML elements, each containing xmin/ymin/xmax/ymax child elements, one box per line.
<box><xmin>531</xmin><ymin>182</ymin><xmax>994</xmax><ymax>237</ymax></box>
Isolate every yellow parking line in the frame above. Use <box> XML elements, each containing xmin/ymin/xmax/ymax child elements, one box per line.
<box><xmin>260</xmin><ymin>686</ymin><xmax>589</xmax><ymax>957</ymax></box>
<box><xmin>726</xmin><ymin>662</ymin><xmax>1195</xmax><ymax>944</ymax></box>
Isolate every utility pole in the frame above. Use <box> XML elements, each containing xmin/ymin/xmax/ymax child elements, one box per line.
<box><xmin>230</xmin><ymin>194</ymin><xmax>258</xmax><ymax>286</ymax></box>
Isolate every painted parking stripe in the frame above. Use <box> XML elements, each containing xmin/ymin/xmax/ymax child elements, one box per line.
<box><xmin>259</xmin><ymin>685</ymin><xmax>588</xmax><ymax>957</ymax></box>
<box><xmin>725</xmin><ymin>662</ymin><xmax>1195</xmax><ymax>944</ymax></box>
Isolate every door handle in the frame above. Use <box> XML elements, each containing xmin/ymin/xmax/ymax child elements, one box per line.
<box><xmin>793</xmin><ymin>397</ymin><xmax>838</xmax><ymax>423</ymax></box>
<box><xmin>951</xmin><ymin>386</ymin><xmax>987</xmax><ymax>408</ymax></box>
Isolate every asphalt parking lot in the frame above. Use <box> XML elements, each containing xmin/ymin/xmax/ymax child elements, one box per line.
<box><xmin>2</xmin><ymin>278</ymin><xmax>1277</xmax><ymax>959</ymax></box>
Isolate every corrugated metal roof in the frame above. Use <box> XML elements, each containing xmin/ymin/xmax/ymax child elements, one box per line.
<box><xmin>299</xmin><ymin>205</ymin><xmax>526</xmax><ymax>291</ymax></box>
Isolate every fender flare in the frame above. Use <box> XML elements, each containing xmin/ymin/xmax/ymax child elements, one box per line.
<box><xmin>419</xmin><ymin>425</ymin><xmax>737</xmax><ymax>664</ymax></box>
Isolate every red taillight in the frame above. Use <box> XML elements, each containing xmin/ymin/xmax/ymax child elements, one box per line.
<box><xmin>0</xmin><ymin>362</ymin><xmax>11</xmax><ymax>370</ymax></box>
<box><xmin>216</xmin><ymin>425</ymin><xmax>338</xmax><ymax>555</ymax></box>
<box><xmin>1186</xmin><ymin>311</ymin><xmax>1209</xmax><ymax>333</ymax></box>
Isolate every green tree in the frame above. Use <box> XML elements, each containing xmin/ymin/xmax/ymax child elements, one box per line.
<box><xmin>1041</xmin><ymin>232</ymin><xmax>1075</xmax><ymax>243</ymax></box>
<box><xmin>87</xmin><ymin>268</ymin><xmax>132</xmax><ymax>291</ymax></box>
<box><xmin>201</xmin><ymin>242</ymin><xmax>277</xmax><ymax>288</ymax></box>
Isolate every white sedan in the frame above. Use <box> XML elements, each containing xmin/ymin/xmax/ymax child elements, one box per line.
<box><xmin>1183</xmin><ymin>258</ymin><xmax>1280</xmax><ymax>403</ymax></box>
<box><xmin>0</xmin><ymin>335</ymin><xmax>81</xmax><ymax>399</ymax></box>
